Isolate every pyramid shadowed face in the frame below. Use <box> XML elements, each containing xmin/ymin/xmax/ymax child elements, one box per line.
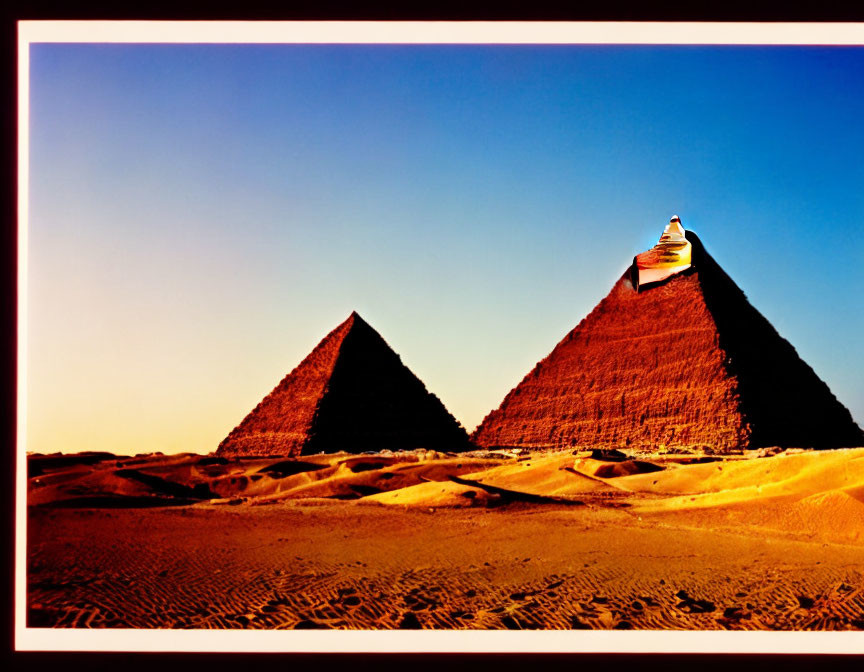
<box><xmin>634</xmin><ymin>216</ymin><xmax>693</xmax><ymax>288</ymax></box>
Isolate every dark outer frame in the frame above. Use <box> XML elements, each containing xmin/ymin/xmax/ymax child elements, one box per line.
<box><xmin>4</xmin><ymin>2</ymin><xmax>864</xmax><ymax>672</ymax></box>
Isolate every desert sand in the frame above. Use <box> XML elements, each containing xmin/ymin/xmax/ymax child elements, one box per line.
<box><xmin>26</xmin><ymin>446</ymin><xmax>864</xmax><ymax>630</ymax></box>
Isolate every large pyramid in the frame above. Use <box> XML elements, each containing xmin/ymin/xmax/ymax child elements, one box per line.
<box><xmin>472</xmin><ymin>222</ymin><xmax>863</xmax><ymax>453</ymax></box>
<box><xmin>217</xmin><ymin>312</ymin><xmax>471</xmax><ymax>456</ymax></box>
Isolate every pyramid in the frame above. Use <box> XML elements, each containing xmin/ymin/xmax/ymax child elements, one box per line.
<box><xmin>472</xmin><ymin>223</ymin><xmax>863</xmax><ymax>453</ymax></box>
<box><xmin>217</xmin><ymin>312</ymin><xmax>471</xmax><ymax>456</ymax></box>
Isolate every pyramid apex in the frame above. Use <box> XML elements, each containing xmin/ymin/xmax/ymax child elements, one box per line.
<box><xmin>632</xmin><ymin>215</ymin><xmax>693</xmax><ymax>290</ymax></box>
<box><xmin>663</xmin><ymin>215</ymin><xmax>686</xmax><ymax>239</ymax></box>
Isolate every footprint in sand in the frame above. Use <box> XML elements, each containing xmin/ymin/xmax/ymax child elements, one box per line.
<box><xmin>721</xmin><ymin>607</ymin><xmax>749</xmax><ymax>621</ymax></box>
<box><xmin>501</xmin><ymin>610</ymin><xmax>544</xmax><ymax>630</ymax></box>
<box><xmin>570</xmin><ymin>615</ymin><xmax>591</xmax><ymax>629</ymax></box>
<box><xmin>293</xmin><ymin>619</ymin><xmax>330</xmax><ymax>629</ymax></box>
<box><xmin>399</xmin><ymin>612</ymin><xmax>422</xmax><ymax>629</ymax></box>
<box><xmin>403</xmin><ymin>587</ymin><xmax>440</xmax><ymax>612</ymax></box>
<box><xmin>674</xmin><ymin>590</ymin><xmax>716</xmax><ymax>614</ymax></box>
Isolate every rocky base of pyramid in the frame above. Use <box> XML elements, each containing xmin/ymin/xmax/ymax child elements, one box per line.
<box><xmin>473</xmin><ymin>270</ymin><xmax>749</xmax><ymax>453</ymax></box>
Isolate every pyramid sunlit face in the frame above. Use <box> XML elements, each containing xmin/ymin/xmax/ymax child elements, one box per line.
<box><xmin>634</xmin><ymin>216</ymin><xmax>694</xmax><ymax>289</ymax></box>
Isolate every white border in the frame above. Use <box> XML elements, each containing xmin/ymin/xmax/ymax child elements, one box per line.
<box><xmin>15</xmin><ymin>20</ymin><xmax>864</xmax><ymax>45</ymax></box>
<box><xmin>13</xmin><ymin>629</ymin><xmax>864</xmax><ymax>653</ymax></box>
<box><xmin>16</xmin><ymin>20</ymin><xmax>864</xmax><ymax>654</ymax></box>
<box><xmin>17</xmin><ymin>19</ymin><xmax>32</xmax><ymax>654</ymax></box>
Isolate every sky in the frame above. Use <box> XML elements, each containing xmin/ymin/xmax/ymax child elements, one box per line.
<box><xmin>26</xmin><ymin>41</ymin><xmax>864</xmax><ymax>455</ymax></box>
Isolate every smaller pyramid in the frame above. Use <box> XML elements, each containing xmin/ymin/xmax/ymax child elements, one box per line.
<box><xmin>216</xmin><ymin>312</ymin><xmax>471</xmax><ymax>457</ymax></box>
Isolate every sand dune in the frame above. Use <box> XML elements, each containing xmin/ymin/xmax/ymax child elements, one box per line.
<box><xmin>622</xmin><ymin>447</ymin><xmax>864</xmax><ymax>511</ymax></box>
<box><xmin>27</xmin><ymin>450</ymin><xmax>511</xmax><ymax>508</ymax></box>
<box><xmin>26</xmin><ymin>446</ymin><xmax>864</xmax><ymax>630</ymax></box>
<box><xmin>28</xmin><ymin>447</ymin><xmax>864</xmax><ymax>520</ymax></box>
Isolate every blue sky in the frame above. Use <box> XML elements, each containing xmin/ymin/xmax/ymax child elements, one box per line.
<box><xmin>27</xmin><ymin>43</ymin><xmax>864</xmax><ymax>454</ymax></box>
